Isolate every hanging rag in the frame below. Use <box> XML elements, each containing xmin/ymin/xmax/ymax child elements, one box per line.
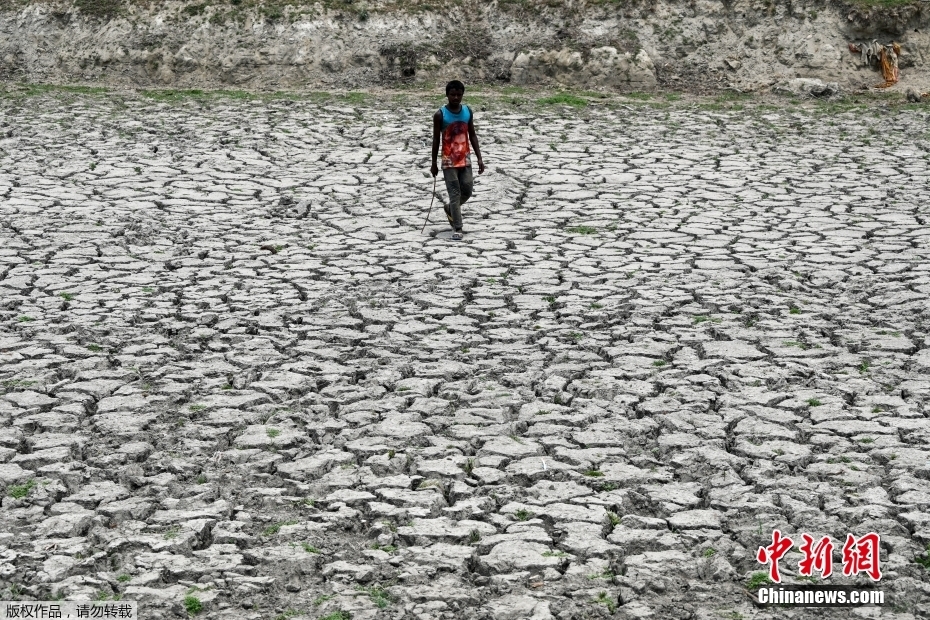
<box><xmin>848</xmin><ymin>41</ymin><xmax>901</xmax><ymax>88</ymax></box>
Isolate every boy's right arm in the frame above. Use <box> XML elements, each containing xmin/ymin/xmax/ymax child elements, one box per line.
<box><xmin>430</xmin><ymin>111</ymin><xmax>441</xmax><ymax>177</ymax></box>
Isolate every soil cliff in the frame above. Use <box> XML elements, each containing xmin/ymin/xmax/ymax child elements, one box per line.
<box><xmin>1</xmin><ymin>0</ymin><xmax>929</xmax><ymax>93</ymax></box>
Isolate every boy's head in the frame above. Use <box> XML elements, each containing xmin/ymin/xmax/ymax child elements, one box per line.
<box><xmin>445</xmin><ymin>80</ymin><xmax>465</xmax><ymax>96</ymax></box>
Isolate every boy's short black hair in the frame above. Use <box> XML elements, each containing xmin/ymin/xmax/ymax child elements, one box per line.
<box><xmin>446</xmin><ymin>80</ymin><xmax>465</xmax><ymax>94</ymax></box>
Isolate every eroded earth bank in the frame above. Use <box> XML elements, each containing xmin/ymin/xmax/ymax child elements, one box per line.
<box><xmin>2</xmin><ymin>0</ymin><xmax>930</xmax><ymax>94</ymax></box>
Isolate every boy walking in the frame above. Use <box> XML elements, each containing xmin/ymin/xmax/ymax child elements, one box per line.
<box><xmin>430</xmin><ymin>80</ymin><xmax>484</xmax><ymax>240</ymax></box>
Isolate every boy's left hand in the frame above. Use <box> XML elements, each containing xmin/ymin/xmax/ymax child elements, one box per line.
<box><xmin>477</xmin><ymin>158</ymin><xmax>485</xmax><ymax>174</ymax></box>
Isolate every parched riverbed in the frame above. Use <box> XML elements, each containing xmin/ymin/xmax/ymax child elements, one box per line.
<box><xmin>1</xmin><ymin>88</ymin><xmax>930</xmax><ymax>620</ymax></box>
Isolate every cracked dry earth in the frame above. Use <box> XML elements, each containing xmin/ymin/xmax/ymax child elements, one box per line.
<box><xmin>1</xmin><ymin>91</ymin><xmax>930</xmax><ymax>620</ymax></box>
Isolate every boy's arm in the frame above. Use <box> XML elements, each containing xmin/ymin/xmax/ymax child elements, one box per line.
<box><xmin>467</xmin><ymin>111</ymin><xmax>484</xmax><ymax>174</ymax></box>
<box><xmin>430</xmin><ymin>111</ymin><xmax>441</xmax><ymax>177</ymax></box>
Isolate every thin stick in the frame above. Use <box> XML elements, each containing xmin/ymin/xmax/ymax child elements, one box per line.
<box><xmin>421</xmin><ymin>175</ymin><xmax>437</xmax><ymax>233</ymax></box>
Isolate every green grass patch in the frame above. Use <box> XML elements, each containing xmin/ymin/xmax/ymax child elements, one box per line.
<box><xmin>565</xmin><ymin>225</ymin><xmax>597</xmax><ymax>234</ymax></box>
<box><xmin>594</xmin><ymin>591</ymin><xmax>617</xmax><ymax>613</ymax></box>
<box><xmin>262</xmin><ymin>520</ymin><xmax>297</xmax><ymax>536</ymax></box>
<box><xmin>848</xmin><ymin>0</ymin><xmax>924</xmax><ymax>7</ymax></box>
<box><xmin>9</xmin><ymin>479</ymin><xmax>36</xmax><ymax>499</ymax></box>
<box><xmin>183</xmin><ymin>595</ymin><xmax>202</xmax><ymax>615</ymax></box>
<box><xmin>360</xmin><ymin>586</ymin><xmax>391</xmax><ymax>609</ymax></box>
<box><xmin>587</xmin><ymin>568</ymin><xmax>615</xmax><ymax>580</ymax></box>
<box><xmin>140</xmin><ymin>88</ymin><xmax>274</xmax><ymax>103</ymax></box>
<box><xmin>514</xmin><ymin>508</ymin><xmax>533</xmax><ymax>521</ymax></box>
<box><xmin>537</xmin><ymin>93</ymin><xmax>587</xmax><ymax>107</ymax></box>
<box><xmin>339</xmin><ymin>92</ymin><xmax>369</xmax><ymax>104</ymax></box>
<box><xmin>74</xmin><ymin>0</ymin><xmax>122</xmax><ymax>18</ymax></box>
<box><xmin>746</xmin><ymin>571</ymin><xmax>771</xmax><ymax>589</ymax></box>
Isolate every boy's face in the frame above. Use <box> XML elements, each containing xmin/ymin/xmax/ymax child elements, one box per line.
<box><xmin>447</xmin><ymin>89</ymin><xmax>464</xmax><ymax>107</ymax></box>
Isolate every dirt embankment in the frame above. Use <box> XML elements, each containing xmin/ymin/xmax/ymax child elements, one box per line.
<box><xmin>1</xmin><ymin>0</ymin><xmax>929</xmax><ymax>94</ymax></box>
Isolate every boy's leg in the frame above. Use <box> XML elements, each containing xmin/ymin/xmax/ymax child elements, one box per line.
<box><xmin>458</xmin><ymin>167</ymin><xmax>474</xmax><ymax>210</ymax></box>
<box><xmin>443</xmin><ymin>168</ymin><xmax>464</xmax><ymax>231</ymax></box>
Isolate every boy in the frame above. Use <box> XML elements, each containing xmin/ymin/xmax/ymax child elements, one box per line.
<box><xmin>430</xmin><ymin>80</ymin><xmax>484</xmax><ymax>240</ymax></box>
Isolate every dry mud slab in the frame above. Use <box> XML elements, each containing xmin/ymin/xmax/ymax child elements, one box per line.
<box><xmin>1</xmin><ymin>89</ymin><xmax>930</xmax><ymax>619</ymax></box>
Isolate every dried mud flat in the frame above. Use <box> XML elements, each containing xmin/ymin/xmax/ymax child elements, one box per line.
<box><xmin>1</xmin><ymin>88</ymin><xmax>930</xmax><ymax>620</ymax></box>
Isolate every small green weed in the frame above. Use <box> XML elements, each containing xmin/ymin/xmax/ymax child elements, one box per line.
<box><xmin>584</xmin><ymin>469</ymin><xmax>604</xmax><ymax>477</ymax></box>
<box><xmin>594</xmin><ymin>591</ymin><xmax>617</xmax><ymax>613</ymax></box>
<box><xmin>360</xmin><ymin>585</ymin><xmax>391</xmax><ymax>609</ymax></box>
<box><xmin>542</xmin><ymin>549</ymin><xmax>567</xmax><ymax>557</ymax></box>
<box><xmin>915</xmin><ymin>546</ymin><xmax>930</xmax><ymax>570</ymax></box>
<box><xmin>807</xmin><ymin>398</ymin><xmax>822</xmax><ymax>407</ymax></box>
<box><xmin>566</xmin><ymin>225</ymin><xmax>597</xmax><ymax>234</ymax></box>
<box><xmin>262</xmin><ymin>520</ymin><xmax>297</xmax><ymax>536</ymax></box>
<box><xmin>588</xmin><ymin>568</ymin><xmax>615</xmax><ymax>580</ymax></box>
<box><xmin>514</xmin><ymin>508</ymin><xmax>533</xmax><ymax>521</ymax></box>
<box><xmin>9</xmin><ymin>479</ymin><xmax>36</xmax><ymax>499</ymax></box>
<box><xmin>746</xmin><ymin>571</ymin><xmax>771</xmax><ymax>589</ymax></box>
<box><xmin>183</xmin><ymin>595</ymin><xmax>202</xmax><ymax>615</ymax></box>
